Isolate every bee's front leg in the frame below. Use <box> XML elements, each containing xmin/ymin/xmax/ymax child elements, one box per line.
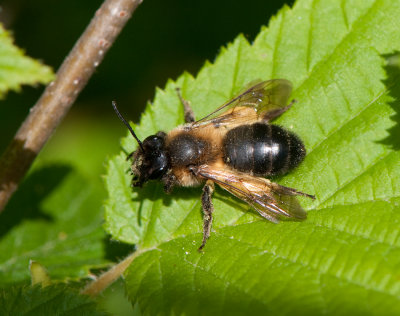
<box><xmin>199</xmin><ymin>180</ymin><xmax>215</xmax><ymax>251</ymax></box>
<box><xmin>162</xmin><ymin>171</ymin><xmax>177</xmax><ymax>194</ymax></box>
<box><xmin>176</xmin><ymin>87</ymin><xmax>196</xmax><ymax>123</ymax></box>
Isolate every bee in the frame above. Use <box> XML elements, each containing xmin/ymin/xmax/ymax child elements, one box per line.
<box><xmin>113</xmin><ymin>79</ymin><xmax>315</xmax><ymax>250</ymax></box>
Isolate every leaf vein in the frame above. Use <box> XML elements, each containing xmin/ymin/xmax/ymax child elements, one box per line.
<box><xmin>340</xmin><ymin>0</ymin><xmax>350</xmax><ymax>30</ymax></box>
<box><xmin>270</xmin><ymin>10</ymin><xmax>284</xmax><ymax>79</ymax></box>
<box><xmin>307</xmin><ymin>87</ymin><xmax>386</xmax><ymax>158</ymax></box>
<box><xmin>306</xmin><ymin>0</ymin><xmax>317</xmax><ymax>72</ymax></box>
<box><xmin>160</xmin><ymin>247</ymin><xmax>272</xmax><ymax>310</ymax></box>
<box><xmin>213</xmin><ymin>231</ymin><xmax>400</xmax><ymax>300</ymax></box>
<box><xmin>318</xmin><ymin>149</ymin><xmax>393</xmax><ymax>207</ymax></box>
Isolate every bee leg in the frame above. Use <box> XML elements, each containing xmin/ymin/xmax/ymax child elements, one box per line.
<box><xmin>162</xmin><ymin>171</ymin><xmax>177</xmax><ymax>194</ymax></box>
<box><xmin>199</xmin><ymin>180</ymin><xmax>215</xmax><ymax>251</ymax></box>
<box><xmin>176</xmin><ymin>87</ymin><xmax>196</xmax><ymax>123</ymax></box>
<box><xmin>126</xmin><ymin>151</ymin><xmax>134</xmax><ymax>160</ymax></box>
<box><xmin>262</xmin><ymin>99</ymin><xmax>297</xmax><ymax>121</ymax></box>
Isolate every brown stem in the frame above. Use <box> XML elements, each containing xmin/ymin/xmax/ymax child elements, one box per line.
<box><xmin>81</xmin><ymin>250</ymin><xmax>141</xmax><ymax>297</ymax></box>
<box><xmin>0</xmin><ymin>0</ymin><xmax>143</xmax><ymax>212</ymax></box>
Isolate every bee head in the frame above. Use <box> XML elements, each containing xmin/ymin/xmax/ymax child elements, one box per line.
<box><xmin>112</xmin><ymin>101</ymin><xmax>170</xmax><ymax>187</ymax></box>
<box><xmin>130</xmin><ymin>133</ymin><xmax>169</xmax><ymax>187</ymax></box>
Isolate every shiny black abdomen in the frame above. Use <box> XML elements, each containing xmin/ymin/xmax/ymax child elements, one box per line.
<box><xmin>223</xmin><ymin>123</ymin><xmax>305</xmax><ymax>176</ymax></box>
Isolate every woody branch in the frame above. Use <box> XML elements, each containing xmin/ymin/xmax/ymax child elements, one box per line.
<box><xmin>0</xmin><ymin>0</ymin><xmax>143</xmax><ymax>212</ymax></box>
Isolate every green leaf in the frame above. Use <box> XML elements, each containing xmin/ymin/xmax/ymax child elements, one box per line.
<box><xmin>105</xmin><ymin>0</ymin><xmax>400</xmax><ymax>314</ymax></box>
<box><xmin>0</xmin><ymin>284</ymin><xmax>108</xmax><ymax>316</ymax></box>
<box><xmin>0</xmin><ymin>166</ymin><xmax>110</xmax><ymax>285</ymax></box>
<box><xmin>0</xmin><ymin>24</ymin><xmax>54</xmax><ymax>98</ymax></box>
<box><xmin>30</xmin><ymin>260</ymin><xmax>51</xmax><ymax>287</ymax></box>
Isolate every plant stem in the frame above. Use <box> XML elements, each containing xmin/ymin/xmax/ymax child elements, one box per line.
<box><xmin>0</xmin><ymin>0</ymin><xmax>143</xmax><ymax>212</ymax></box>
<box><xmin>81</xmin><ymin>250</ymin><xmax>142</xmax><ymax>297</ymax></box>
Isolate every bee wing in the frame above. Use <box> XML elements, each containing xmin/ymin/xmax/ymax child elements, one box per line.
<box><xmin>195</xmin><ymin>165</ymin><xmax>310</xmax><ymax>222</ymax></box>
<box><xmin>192</xmin><ymin>79</ymin><xmax>293</xmax><ymax>128</ymax></box>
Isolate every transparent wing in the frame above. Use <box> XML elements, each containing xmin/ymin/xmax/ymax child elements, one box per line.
<box><xmin>192</xmin><ymin>79</ymin><xmax>293</xmax><ymax>128</ymax></box>
<box><xmin>195</xmin><ymin>165</ymin><xmax>313</xmax><ymax>222</ymax></box>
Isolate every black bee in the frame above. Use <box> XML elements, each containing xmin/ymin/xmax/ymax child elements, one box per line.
<box><xmin>113</xmin><ymin>80</ymin><xmax>315</xmax><ymax>250</ymax></box>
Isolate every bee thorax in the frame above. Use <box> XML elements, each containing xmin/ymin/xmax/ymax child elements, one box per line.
<box><xmin>167</xmin><ymin>133</ymin><xmax>209</xmax><ymax>166</ymax></box>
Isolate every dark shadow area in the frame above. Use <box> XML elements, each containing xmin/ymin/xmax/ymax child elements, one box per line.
<box><xmin>213</xmin><ymin>188</ymin><xmax>251</xmax><ymax>214</ymax></box>
<box><xmin>380</xmin><ymin>53</ymin><xmax>400</xmax><ymax>150</ymax></box>
<box><xmin>0</xmin><ymin>164</ymin><xmax>71</xmax><ymax>238</ymax></box>
<box><xmin>129</xmin><ymin>181</ymin><xmax>201</xmax><ymax>227</ymax></box>
<box><xmin>103</xmin><ymin>236</ymin><xmax>135</xmax><ymax>262</ymax></box>
<box><xmin>131</xmin><ymin>180</ymin><xmax>200</xmax><ymax>205</ymax></box>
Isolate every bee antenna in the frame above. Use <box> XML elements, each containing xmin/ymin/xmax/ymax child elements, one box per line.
<box><xmin>112</xmin><ymin>101</ymin><xmax>145</xmax><ymax>153</ymax></box>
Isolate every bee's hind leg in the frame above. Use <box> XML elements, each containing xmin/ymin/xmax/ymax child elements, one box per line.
<box><xmin>199</xmin><ymin>180</ymin><xmax>215</xmax><ymax>251</ymax></box>
<box><xmin>176</xmin><ymin>87</ymin><xmax>196</xmax><ymax>123</ymax></box>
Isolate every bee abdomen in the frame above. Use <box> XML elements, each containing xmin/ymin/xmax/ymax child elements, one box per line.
<box><xmin>223</xmin><ymin>123</ymin><xmax>305</xmax><ymax>176</ymax></box>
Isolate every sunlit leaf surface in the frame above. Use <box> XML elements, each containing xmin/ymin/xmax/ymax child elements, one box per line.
<box><xmin>0</xmin><ymin>24</ymin><xmax>53</xmax><ymax>98</ymax></box>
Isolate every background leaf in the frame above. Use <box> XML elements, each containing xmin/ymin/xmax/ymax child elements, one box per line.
<box><xmin>0</xmin><ymin>284</ymin><xmax>108</xmax><ymax>316</ymax></box>
<box><xmin>0</xmin><ymin>166</ymin><xmax>110</xmax><ymax>284</ymax></box>
<box><xmin>106</xmin><ymin>0</ymin><xmax>400</xmax><ymax>314</ymax></box>
<box><xmin>0</xmin><ymin>24</ymin><xmax>54</xmax><ymax>98</ymax></box>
